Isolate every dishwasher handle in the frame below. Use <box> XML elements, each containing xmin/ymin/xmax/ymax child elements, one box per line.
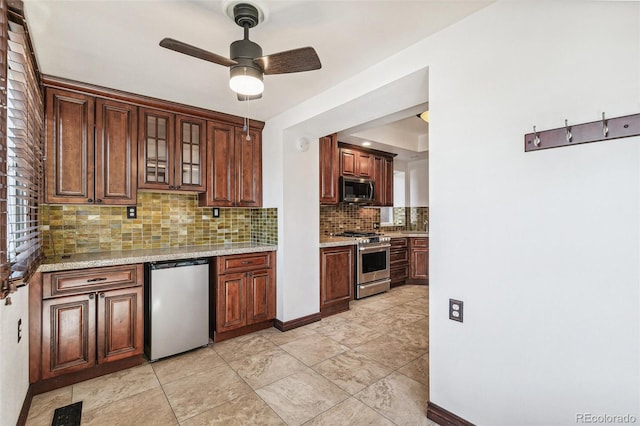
<box><xmin>150</xmin><ymin>258</ymin><xmax>209</xmax><ymax>270</ymax></box>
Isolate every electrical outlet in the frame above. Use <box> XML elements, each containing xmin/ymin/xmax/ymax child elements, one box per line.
<box><xmin>126</xmin><ymin>206</ymin><xmax>137</xmax><ymax>219</ymax></box>
<box><xmin>449</xmin><ymin>299</ymin><xmax>463</xmax><ymax>322</ymax></box>
<box><xmin>212</xmin><ymin>208</ymin><xmax>220</xmax><ymax>218</ymax></box>
<box><xmin>17</xmin><ymin>318</ymin><xmax>22</xmax><ymax>343</ymax></box>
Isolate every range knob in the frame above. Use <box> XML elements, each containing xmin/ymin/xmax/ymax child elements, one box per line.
<box><xmin>361</xmin><ymin>238</ymin><xmax>370</xmax><ymax>244</ymax></box>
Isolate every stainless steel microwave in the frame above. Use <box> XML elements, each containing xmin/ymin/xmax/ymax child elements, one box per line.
<box><xmin>340</xmin><ymin>176</ymin><xmax>375</xmax><ymax>203</ymax></box>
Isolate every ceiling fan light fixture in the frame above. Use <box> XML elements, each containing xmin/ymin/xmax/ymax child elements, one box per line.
<box><xmin>229</xmin><ymin>66</ymin><xmax>264</xmax><ymax>96</ymax></box>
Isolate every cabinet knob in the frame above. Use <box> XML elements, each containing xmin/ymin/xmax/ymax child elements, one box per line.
<box><xmin>88</xmin><ymin>198</ymin><xmax>93</xmax><ymax>203</ymax></box>
<box><xmin>176</xmin><ymin>185</ymin><xmax>181</xmax><ymax>190</ymax></box>
<box><xmin>96</xmin><ymin>199</ymin><xmax>103</xmax><ymax>203</ymax></box>
<box><xmin>169</xmin><ymin>185</ymin><xmax>174</xmax><ymax>189</ymax></box>
<box><xmin>89</xmin><ymin>293</ymin><xmax>95</xmax><ymax>299</ymax></box>
<box><xmin>99</xmin><ymin>293</ymin><xmax>105</xmax><ymax>299</ymax></box>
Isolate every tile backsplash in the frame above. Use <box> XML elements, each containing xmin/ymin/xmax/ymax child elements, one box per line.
<box><xmin>40</xmin><ymin>192</ymin><xmax>277</xmax><ymax>257</ymax></box>
<box><xmin>320</xmin><ymin>204</ymin><xmax>429</xmax><ymax>235</ymax></box>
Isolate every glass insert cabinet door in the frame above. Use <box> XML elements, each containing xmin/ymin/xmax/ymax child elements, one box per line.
<box><xmin>138</xmin><ymin>108</ymin><xmax>206</xmax><ymax>192</ymax></box>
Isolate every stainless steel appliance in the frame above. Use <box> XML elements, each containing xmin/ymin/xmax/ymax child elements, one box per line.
<box><xmin>340</xmin><ymin>177</ymin><xmax>375</xmax><ymax>203</ymax></box>
<box><xmin>336</xmin><ymin>231</ymin><xmax>391</xmax><ymax>299</ymax></box>
<box><xmin>144</xmin><ymin>259</ymin><xmax>209</xmax><ymax>361</ymax></box>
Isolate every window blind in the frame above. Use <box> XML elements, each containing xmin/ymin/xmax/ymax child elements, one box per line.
<box><xmin>0</xmin><ymin>0</ymin><xmax>9</xmax><ymax>298</ymax></box>
<box><xmin>3</xmin><ymin>10</ymin><xmax>42</xmax><ymax>293</ymax></box>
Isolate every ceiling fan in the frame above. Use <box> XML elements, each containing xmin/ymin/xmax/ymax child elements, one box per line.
<box><xmin>159</xmin><ymin>2</ymin><xmax>322</xmax><ymax>101</ymax></box>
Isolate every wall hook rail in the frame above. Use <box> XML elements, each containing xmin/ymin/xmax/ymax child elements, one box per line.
<box><xmin>525</xmin><ymin>111</ymin><xmax>640</xmax><ymax>152</ymax></box>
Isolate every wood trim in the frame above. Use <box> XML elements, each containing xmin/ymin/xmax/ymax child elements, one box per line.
<box><xmin>213</xmin><ymin>319</ymin><xmax>274</xmax><ymax>343</ymax></box>
<box><xmin>29</xmin><ymin>272</ymin><xmax>42</xmax><ymax>383</ymax></box>
<box><xmin>338</xmin><ymin>141</ymin><xmax>397</xmax><ymax>159</ymax></box>
<box><xmin>427</xmin><ymin>402</ymin><xmax>475</xmax><ymax>426</ymax></box>
<box><xmin>405</xmin><ymin>278</ymin><xmax>429</xmax><ymax>285</ymax></box>
<box><xmin>31</xmin><ymin>355</ymin><xmax>143</xmax><ymax>395</ymax></box>
<box><xmin>320</xmin><ymin>300</ymin><xmax>350</xmax><ymax>318</ymax></box>
<box><xmin>274</xmin><ymin>312</ymin><xmax>322</xmax><ymax>331</ymax></box>
<box><xmin>42</xmin><ymin>75</ymin><xmax>265</xmax><ymax>130</ymax></box>
<box><xmin>17</xmin><ymin>384</ymin><xmax>32</xmax><ymax>426</ymax></box>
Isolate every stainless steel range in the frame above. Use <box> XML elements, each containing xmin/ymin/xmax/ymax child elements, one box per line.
<box><xmin>335</xmin><ymin>231</ymin><xmax>391</xmax><ymax>299</ymax></box>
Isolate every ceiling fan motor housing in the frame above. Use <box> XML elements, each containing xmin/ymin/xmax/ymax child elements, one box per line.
<box><xmin>234</xmin><ymin>3</ymin><xmax>260</xmax><ymax>28</ymax></box>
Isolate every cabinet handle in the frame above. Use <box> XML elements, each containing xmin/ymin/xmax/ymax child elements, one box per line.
<box><xmin>96</xmin><ymin>199</ymin><xmax>103</xmax><ymax>203</ymax></box>
<box><xmin>89</xmin><ymin>293</ymin><xmax>95</xmax><ymax>299</ymax></box>
<box><xmin>87</xmin><ymin>277</ymin><xmax>108</xmax><ymax>283</ymax></box>
<box><xmin>88</xmin><ymin>198</ymin><xmax>93</xmax><ymax>203</ymax></box>
<box><xmin>99</xmin><ymin>293</ymin><xmax>105</xmax><ymax>299</ymax></box>
<box><xmin>169</xmin><ymin>185</ymin><xmax>174</xmax><ymax>189</ymax></box>
<box><xmin>242</xmin><ymin>261</ymin><xmax>252</xmax><ymax>265</ymax></box>
<box><xmin>176</xmin><ymin>185</ymin><xmax>181</xmax><ymax>189</ymax></box>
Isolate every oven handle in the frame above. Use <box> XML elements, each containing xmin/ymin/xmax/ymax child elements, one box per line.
<box><xmin>359</xmin><ymin>244</ymin><xmax>391</xmax><ymax>251</ymax></box>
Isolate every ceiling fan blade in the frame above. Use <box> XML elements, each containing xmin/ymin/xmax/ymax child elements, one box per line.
<box><xmin>159</xmin><ymin>38</ymin><xmax>238</xmax><ymax>67</ymax></box>
<box><xmin>254</xmin><ymin>47</ymin><xmax>321</xmax><ymax>75</ymax></box>
<box><xmin>237</xmin><ymin>93</ymin><xmax>263</xmax><ymax>101</ymax></box>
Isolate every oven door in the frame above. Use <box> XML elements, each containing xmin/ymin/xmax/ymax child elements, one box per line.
<box><xmin>357</xmin><ymin>244</ymin><xmax>390</xmax><ymax>284</ymax></box>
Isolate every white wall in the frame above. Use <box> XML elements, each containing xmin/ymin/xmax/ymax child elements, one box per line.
<box><xmin>408</xmin><ymin>156</ymin><xmax>429</xmax><ymax>206</ymax></box>
<box><xmin>264</xmin><ymin>0</ymin><xmax>639</xmax><ymax>423</ymax></box>
<box><xmin>0</xmin><ymin>287</ymin><xmax>29</xmax><ymax>426</ymax></box>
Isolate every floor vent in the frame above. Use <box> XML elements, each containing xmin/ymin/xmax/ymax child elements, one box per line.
<box><xmin>51</xmin><ymin>401</ymin><xmax>82</xmax><ymax>426</ymax></box>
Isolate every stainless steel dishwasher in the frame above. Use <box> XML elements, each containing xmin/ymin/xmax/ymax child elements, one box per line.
<box><xmin>144</xmin><ymin>259</ymin><xmax>210</xmax><ymax>361</ymax></box>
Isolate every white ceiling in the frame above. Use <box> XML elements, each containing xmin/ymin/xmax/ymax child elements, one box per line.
<box><xmin>23</xmin><ymin>0</ymin><xmax>490</xmax><ymax>152</ymax></box>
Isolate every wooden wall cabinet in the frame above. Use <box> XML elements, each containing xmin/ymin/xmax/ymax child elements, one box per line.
<box><xmin>200</xmin><ymin>122</ymin><xmax>262</xmax><ymax>207</ymax></box>
<box><xmin>373</xmin><ymin>155</ymin><xmax>394</xmax><ymax>207</ymax></box>
<box><xmin>214</xmin><ymin>251</ymin><xmax>275</xmax><ymax>341</ymax></box>
<box><xmin>138</xmin><ymin>108</ymin><xmax>206</xmax><ymax>192</ymax></box>
<box><xmin>408</xmin><ymin>237</ymin><xmax>429</xmax><ymax>284</ymax></box>
<box><xmin>45</xmin><ymin>88</ymin><xmax>137</xmax><ymax>204</ymax></box>
<box><xmin>319</xmin><ymin>133</ymin><xmax>339</xmax><ymax>204</ymax></box>
<box><xmin>320</xmin><ymin>245</ymin><xmax>354</xmax><ymax>317</ymax></box>
<box><xmin>390</xmin><ymin>237</ymin><xmax>409</xmax><ymax>287</ymax></box>
<box><xmin>37</xmin><ymin>265</ymin><xmax>144</xmax><ymax>382</ymax></box>
<box><xmin>340</xmin><ymin>147</ymin><xmax>373</xmax><ymax>178</ymax></box>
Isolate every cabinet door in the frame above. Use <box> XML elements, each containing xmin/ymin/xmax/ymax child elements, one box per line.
<box><xmin>409</xmin><ymin>238</ymin><xmax>429</xmax><ymax>281</ymax></box>
<box><xmin>201</xmin><ymin>121</ymin><xmax>235</xmax><ymax>207</ymax></box>
<box><xmin>97</xmin><ymin>287</ymin><xmax>143</xmax><ymax>364</ymax></box>
<box><xmin>216</xmin><ymin>272</ymin><xmax>247</xmax><ymax>333</ymax></box>
<box><xmin>235</xmin><ymin>128</ymin><xmax>262</xmax><ymax>207</ymax></box>
<box><xmin>42</xmin><ymin>294</ymin><xmax>96</xmax><ymax>379</ymax></box>
<box><xmin>319</xmin><ymin>134</ymin><xmax>339</xmax><ymax>204</ymax></box>
<box><xmin>357</xmin><ymin>151</ymin><xmax>373</xmax><ymax>178</ymax></box>
<box><xmin>175</xmin><ymin>115</ymin><xmax>206</xmax><ymax>192</ymax></box>
<box><xmin>45</xmin><ymin>89</ymin><xmax>95</xmax><ymax>203</ymax></box>
<box><xmin>95</xmin><ymin>99</ymin><xmax>137</xmax><ymax>205</ymax></box>
<box><xmin>246</xmin><ymin>269</ymin><xmax>275</xmax><ymax>325</ymax></box>
<box><xmin>320</xmin><ymin>246</ymin><xmax>354</xmax><ymax>309</ymax></box>
<box><xmin>340</xmin><ymin>148</ymin><xmax>357</xmax><ymax>177</ymax></box>
<box><xmin>384</xmin><ymin>157</ymin><xmax>394</xmax><ymax>207</ymax></box>
<box><xmin>373</xmin><ymin>156</ymin><xmax>385</xmax><ymax>206</ymax></box>
<box><xmin>138</xmin><ymin>108</ymin><xmax>175</xmax><ymax>190</ymax></box>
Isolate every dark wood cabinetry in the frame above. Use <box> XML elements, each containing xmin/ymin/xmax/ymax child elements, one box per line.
<box><xmin>35</xmin><ymin>265</ymin><xmax>144</xmax><ymax>384</ymax></box>
<box><xmin>373</xmin><ymin>155</ymin><xmax>394</xmax><ymax>207</ymax></box>
<box><xmin>214</xmin><ymin>251</ymin><xmax>275</xmax><ymax>341</ymax></box>
<box><xmin>408</xmin><ymin>237</ymin><xmax>429</xmax><ymax>284</ymax></box>
<box><xmin>138</xmin><ymin>108</ymin><xmax>206</xmax><ymax>192</ymax></box>
<box><xmin>200</xmin><ymin>123</ymin><xmax>262</xmax><ymax>207</ymax></box>
<box><xmin>319</xmin><ymin>133</ymin><xmax>339</xmax><ymax>204</ymax></box>
<box><xmin>46</xmin><ymin>89</ymin><xmax>138</xmax><ymax>205</ymax></box>
<box><xmin>340</xmin><ymin>147</ymin><xmax>373</xmax><ymax>178</ymax></box>
<box><xmin>390</xmin><ymin>237</ymin><xmax>409</xmax><ymax>287</ymax></box>
<box><xmin>320</xmin><ymin>245</ymin><xmax>354</xmax><ymax>317</ymax></box>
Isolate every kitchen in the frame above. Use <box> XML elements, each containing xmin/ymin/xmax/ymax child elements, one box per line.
<box><xmin>2</xmin><ymin>1</ymin><xmax>639</xmax><ymax>425</ymax></box>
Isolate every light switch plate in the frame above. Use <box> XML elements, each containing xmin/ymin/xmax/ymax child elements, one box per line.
<box><xmin>449</xmin><ymin>299</ymin><xmax>463</xmax><ymax>322</ymax></box>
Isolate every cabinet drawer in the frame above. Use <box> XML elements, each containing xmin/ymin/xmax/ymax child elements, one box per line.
<box><xmin>390</xmin><ymin>264</ymin><xmax>409</xmax><ymax>283</ymax></box>
<box><xmin>390</xmin><ymin>248</ymin><xmax>408</xmax><ymax>264</ymax></box>
<box><xmin>390</xmin><ymin>238</ymin><xmax>408</xmax><ymax>248</ymax></box>
<box><xmin>43</xmin><ymin>264</ymin><xmax>142</xmax><ymax>298</ymax></box>
<box><xmin>217</xmin><ymin>252</ymin><xmax>273</xmax><ymax>274</ymax></box>
<box><xmin>410</xmin><ymin>237</ymin><xmax>429</xmax><ymax>248</ymax></box>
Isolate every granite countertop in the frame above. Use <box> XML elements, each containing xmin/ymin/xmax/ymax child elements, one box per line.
<box><xmin>319</xmin><ymin>232</ymin><xmax>429</xmax><ymax>248</ymax></box>
<box><xmin>38</xmin><ymin>242</ymin><xmax>278</xmax><ymax>272</ymax></box>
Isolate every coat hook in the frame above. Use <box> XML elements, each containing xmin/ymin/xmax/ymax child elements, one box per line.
<box><xmin>602</xmin><ymin>112</ymin><xmax>609</xmax><ymax>137</ymax></box>
<box><xmin>565</xmin><ymin>119</ymin><xmax>572</xmax><ymax>143</ymax></box>
<box><xmin>533</xmin><ymin>125</ymin><xmax>541</xmax><ymax>147</ymax></box>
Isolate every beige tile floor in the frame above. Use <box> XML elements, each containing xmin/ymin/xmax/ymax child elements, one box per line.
<box><xmin>26</xmin><ymin>285</ymin><xmax>434</xmax><ymax>426</ymax></box>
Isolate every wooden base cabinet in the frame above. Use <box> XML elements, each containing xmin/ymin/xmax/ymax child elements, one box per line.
<box><xmin>320</xmin><ymin>246</ymin><xmax>354</xmax><ymax>317</ymax></box>
<box><xmin>390</xmin><ymin>237</ymin><xmax>409</xmax><ymax>287</ymax></box>
<box><xmin>408</xmin><ymin>237</ymin><xmax>429</xmax><ymax>284</ymax></box>
<box><xmin>34</xmin><ymin>265</ymin><xmax>144</xmax><ymax>384</ymax></box>
<box><xmin>214</xmin><ymin>252</ymin><xmax>275</xmax><ymax>341</ymax></box>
